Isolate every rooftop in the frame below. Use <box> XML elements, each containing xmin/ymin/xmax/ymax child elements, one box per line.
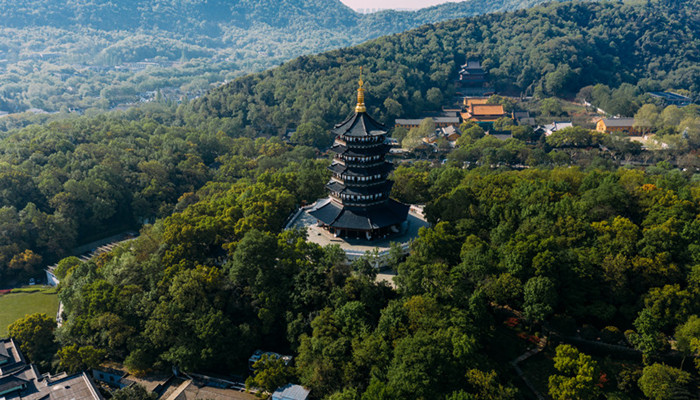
<box><xmin>332</xmin><ymin>111</ymin><xmax>387</xmax><ymax>137</ymax></box>
<box><xmin>395</xmin><ymin>116</ymin><xmax>460</xmax><ymax>125</ymax></box>
<box><xmin>470</xmin><ymin>105</ymin><xmax>505</xmax><ymax>115</ymax></box>
<box><xmin>601</xmin><ymin>118</ymin><xmax>635</xmax><ymax>127</ymax></box>
<box><xmin>648</xmin><ymin>91</ymin><xmax>691</xmax><ymax>101</ymax></box>
<box><xmin>461</xmin><ymin>60</ymin><xmax>483</xmax><ymax>69</ymax></box>
<box><xmin>540</xmin><ymin>121</ymin><xmax>573</xmax><ymax>135</ymax></box>
<box><xmin>272</xmin><ymin>384</ymin><xmax>310</xmax><ymax>400</ymax></box>
<box><xmin>464</xmin><ymin>97</ymin><xmax>489</xmax><ymax>107</ymax></box>
<box><xmin>289</xmin><ymin>205</ymin><xmax>428</xmax><ymax>262</ymax></box>
<box><xmin>0</xmin><ymin>339</ymin><xmax>102</xmax><ymax>400</ymax></box>
<box><xmin>308</xmin><ymin>198</ymin><xmax>409</xmax><ymax>231</ymax></box>
<box><xmin>167</xmin><ymin>380</ymin><xmax>255</xmax><ymax>400</ymax></box>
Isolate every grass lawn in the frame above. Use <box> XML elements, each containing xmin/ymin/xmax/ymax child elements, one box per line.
<box><xmin>0</xmin><ymin>286</ymin><xmax>58</xmax><ymax>337</ymax></box>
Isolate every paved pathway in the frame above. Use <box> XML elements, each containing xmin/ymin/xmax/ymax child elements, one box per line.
<box><xmin>511</xmin><ymin>335</ymin><xmax>548</xmax><ymax>400</ymax></box>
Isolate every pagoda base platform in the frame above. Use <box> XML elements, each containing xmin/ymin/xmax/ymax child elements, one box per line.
<box><xmin>286</xmin><ymin>203</ymin><xmax>429</xmax><ymax>268</ymax></box>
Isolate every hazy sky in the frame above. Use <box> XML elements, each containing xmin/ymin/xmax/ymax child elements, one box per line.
<box><xmin>339</xmin><ymin>0</ymin><xmax>459</xmax><ymax>10</ymax></box>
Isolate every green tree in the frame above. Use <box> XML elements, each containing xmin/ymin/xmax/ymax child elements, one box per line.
<box><xmin>637</xmin><ymin>363</ymin><xmax>694</xmax><ymax>400</ymax></box>
<box><xmin>548</xmin><ymin>345</ymin><xmax>601</xmax><ymax>400</ymax></box>
<box><xmin>462</xmin><ymin>125</ymin><xmax>485</xmax><ymax>141</ymax></box>
<box><xmin>403</xmin><ymin>118</ymin><xmax>435</xmax><ymax>150</ymax></box>
<box><xmin>510</xmin><ymin>125</ymin><xmax>536</xmax><ymax>141</ymax></box>
<box><xmin>523</xmin><ymin>276</ymin><xmax>557</xmax><ymax>322</ymax></box>
<box><xmin>492</xmin><ymin>117</ymin><xmax>515</xmax><ymax>132</ymax></box>
<box><xmin>291</xmin><ymin>122</ymin><xmax>332</xmax><ymax>149</ymax></box>
<box><xmin>486</xmin><ymin>95</ymin><xmax>515</xmax><ymax>113</ymax></box>
<box><xmin>462</xmin><ymin>369</ymin><xmax>518</xmax><ymax>399</ymax></box>
<box><xmin>112</xmin><ymin>384</ymin><xmax>159</xmax><ymax>400</ymax></box>
<box><xmin>57</xmin><ymin>344</ymin><xmax>107</xmax><ymax>374</ymax></box>
<box><xmin>631</xmin><ymin>308</ymin><xmax>667</xmax><ymax>362</ymax></box>
<box><xmin>392</xmin><ymin>127</ymin><xmax>408</xmax><ymax>143</ymax></box>
<box><xmin>53</xmin><ymin>256</ymin><xmax>82</xmax><ymax>280</ymax></box>
<box><xmin>426</xmin><ymin>88</ymin><xmax>443</xmax><ymax>108</ymax></box>
<box><xmin>546</xmin><ymin>126</ymin><xmax>599</xmax><ymax>148</ymax></box>
<box><xmin>384</xmin><ymin>98</ymin><xmax>403</xmax><ymax>119</ymax></box>
<box><xmin>7</xmin><ymin>313</ymin><xmax>57</xmax><ymax>368</ymax></box>
<box><xmin>8</xmin><ymin>249</ymin><xmax>42</xmax><ymax>279</ymax></box>
<box><xmin>540</xmin><ymin>98</ymin><xmax>564</xmax><ymax>117</ymax></box>
<box><xmin>245</xmin><ymin>354</ymin><xmax>296</xmax><ymax>395</ymax></box>
<box><xmin>634</xmin><ymin>104</ymin><xmax>659</xmax><ymax>134</ymax></box>
<box><xmin>675</xmin><ymin>315</ymin><xmax>700</xmax><ymax>371</ymax></box>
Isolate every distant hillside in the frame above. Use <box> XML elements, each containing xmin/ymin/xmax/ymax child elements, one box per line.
<box><xmin>0</xmin><ymin>0</ymin><xmax>561</xmax><ymax>114</ymax></box>
<box><xmin>0</xmin><ymin>0</ymin><xmax>357</xmax><ymax>32</ymax></box>
<box><xmin>187</xmin><ymin>0</ymin><xmax>699</xmax><ymax>135</ymax></box>
<box><xmin>0</xmin><ymin>0</ymin><xmax>554</xmax><ymax>34</ymax></box>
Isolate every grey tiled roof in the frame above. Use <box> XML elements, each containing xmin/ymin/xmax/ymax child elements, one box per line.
<box><xmin>0</xmin><ymin>339</ymin><xmax>102</xmax><ymax>400</ymax></box>
<box><xmin>602</xmin><ymin>118</ymin><xmax>635</xmax><ymax>127</ymax></box>
<box><xmin>309</xmin><ymin>198</ymin><xmax>409</xmax><ymax>231</ymax></box>
<box><xmin>332</xmin><ymin>112</ymin><xmax>387</xmax><ymax>137</ymax></box>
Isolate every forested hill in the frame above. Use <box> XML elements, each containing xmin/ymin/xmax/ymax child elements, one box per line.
<box><xmin>0</xmin><ymin>0</ymin><xmax>357</xmax><ymax>32</ymax></box>
<box><xmin>0</xmin><ymin>0</ymin><xmax>553</xmax><ymax>34</ymax></box>
<box><xmin>189</xmin><ymin>0</ymin><xmax>699</xmax><ymax>135</ymax></box>
<box><xmin>0</xmin><ymin>0</ymin><xmax>561</xmax><ymax>114</ymax></box>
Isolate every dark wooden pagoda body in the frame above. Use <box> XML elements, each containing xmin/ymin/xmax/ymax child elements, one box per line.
<box><xmin>309</xmin><ymin>82</ymin><xmax>409</xmax><ymax>240</ymax></box>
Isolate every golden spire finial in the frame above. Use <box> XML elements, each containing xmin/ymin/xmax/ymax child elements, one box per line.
<box><xmin>355</xmin><ymin>67</ymin><xmax>366</xmax><ymax>113</ymax></box>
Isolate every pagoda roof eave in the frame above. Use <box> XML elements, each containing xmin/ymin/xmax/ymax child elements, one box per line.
<box><xmin>332</xmin><ymin>111</ymin><xmax>387</xmax><ymax>137</ymax></box>
<box><xmin>308</xmin><ymin>197</ymin><xmax>410</xmax><ymax>231</ymax></box>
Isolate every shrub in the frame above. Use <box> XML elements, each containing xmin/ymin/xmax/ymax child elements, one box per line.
<box><xmin>581</xmin><ymin>324</ymin><xmax>599</xmax><ymax>340</ymax></box>
<box><xmin>550</xmin><ymin>314</ymin><xmax>577</xmax><ymax>336</ymax></box>
<box><xmin>600</xmin><ymin>326</ymin><xmax>624</xmax><ymax>344</ymax></box>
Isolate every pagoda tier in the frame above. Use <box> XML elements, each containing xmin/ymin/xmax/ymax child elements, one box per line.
<box><xmin>328</xmin><ymin>162</ymin><xmax>393</xmax><ymax>181</ymax></box>
<box><xmin>330</xmin><ymin>143</ymin><xmax>391</xmax><ymax>158</ymax></box>
<box><xmin>309</xmin><ymin>73</ymin><xmax>409</xmax><ymax>239</ymax></box>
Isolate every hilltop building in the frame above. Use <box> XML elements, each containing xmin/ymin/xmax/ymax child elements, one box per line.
<box><xmin>463</xmin><ymin>97</ymin><xmax>489</xmax><ymax>108</ymax></box>
<box><xmin>422</xmin><ymin>126</ymin><xmax>461</xmax><ymax>147</ymax></box>
<box><xmin>535</xmin><ymin>121</ymin><xmax>573</xmax><ymax>136</ymax></box>
<box><xmin>512</xmin><ymin>111</ymin><xmax>536</xmax><ymax>126</ymax></box>
<box><xmin>456</xmin><ymin>60</ymin><xmax>494</xmax><ymax>96</ymax></box>
<box><xmin>648</xmin><ymin>92</ymin><xmax>692</xmax><ymax>107</ymax></box>
<box><xmin>462</xmin><ymin>103</ymin><xmax>506</xmax><ymax>124</ymax></box>
<box><xmin>309</xmin><ymin>76</ymin><xmax>409</xmax><ymax>240</ymax></box>
<box><xmin>458</xmin><ymin>60</ymin><xmax>487</xmax><ymax>87</ymax></box>
<box><xmin>394</xmin><ymin>115</ymin><xmax>460</xmax><ymax>130</ymax></box>
<box><xmin>596</xmin><ymin>118</ymin><xmax>643</xmax><ymax>135</ymax></box>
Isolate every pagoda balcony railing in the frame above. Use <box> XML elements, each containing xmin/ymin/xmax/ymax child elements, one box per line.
<box><xmin>330</xmin><ymin>181</ymin><xmax>388</xmax><ymax>189</ymax></box>
<box><xmin>333</xmin><ymin>158</ymin><xmax>387</xmax><ymax>168</ymax></box>
<box><xmin>341</xmin><ymin>180</ymin><xmax>387</xmax><ymax>188</ymax></box>
<box><xmin>334</xmin><ymin>138</ymin><xmax>387</xmax><ymax>148</ymax></box>
<box><xmin>332</xmin><ymin>174</ymin><xmax>387</xmax><ymax>184</ymax></box>
<box><xmin>330</xmin><ymin>195</ymin><xmax>388</xmax><ymax>207</ymax></box>
<box><xmin>334</xmin><ymin>156</ymin><xmax>384</xmax><ymax>164</ymax></box>
<box><xmin>343</xmin><ymin>142</ymin><xmax>387</xmax><ymax>149</ymax></box>
<box><xmin>339</xmin><ymin>136</ymin><xmax>385</xmax><ymax>145</ymax></box>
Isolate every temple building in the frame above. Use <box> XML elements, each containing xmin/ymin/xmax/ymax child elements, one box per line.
<box><xmin>308</xmin><ymin>75</ymin><xmax>409</xmax><ymax>240</ymax></box>
<box><xmin>458</xmin><ymin>60</ymin><xmax>487</xmax><ymax>87</ymax></box>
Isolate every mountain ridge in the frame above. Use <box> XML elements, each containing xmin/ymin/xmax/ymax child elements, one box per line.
<box><xmin>188</xmin><ymin>0</ymin><xmax>699</xmax><ymax>134</ymax></box>
<box><xmin>0</xmin><ymin>0</ymin><xmax>558</xmax><ymax>35</ymax></box>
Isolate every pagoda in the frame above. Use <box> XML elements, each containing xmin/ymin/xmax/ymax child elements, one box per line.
<box><xmin>308</xmin><ymin>73</ymin><xmax>409</xmax><ymax>240</ymax></box>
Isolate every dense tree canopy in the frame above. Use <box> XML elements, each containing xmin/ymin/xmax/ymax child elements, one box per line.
<box><xmin>189</xmin><ymin>0</ymin><xmax>699</xmax><ymax>135</ymax></box>
<box><xmin>0</xmin><ymin>0</ymin><xmax>554</xmax><ymax>114</ymax></box>
<box><xmin>0</xmin><ymin>1</ymin><xmax>698</xmax><ymax>398</ymax></box>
